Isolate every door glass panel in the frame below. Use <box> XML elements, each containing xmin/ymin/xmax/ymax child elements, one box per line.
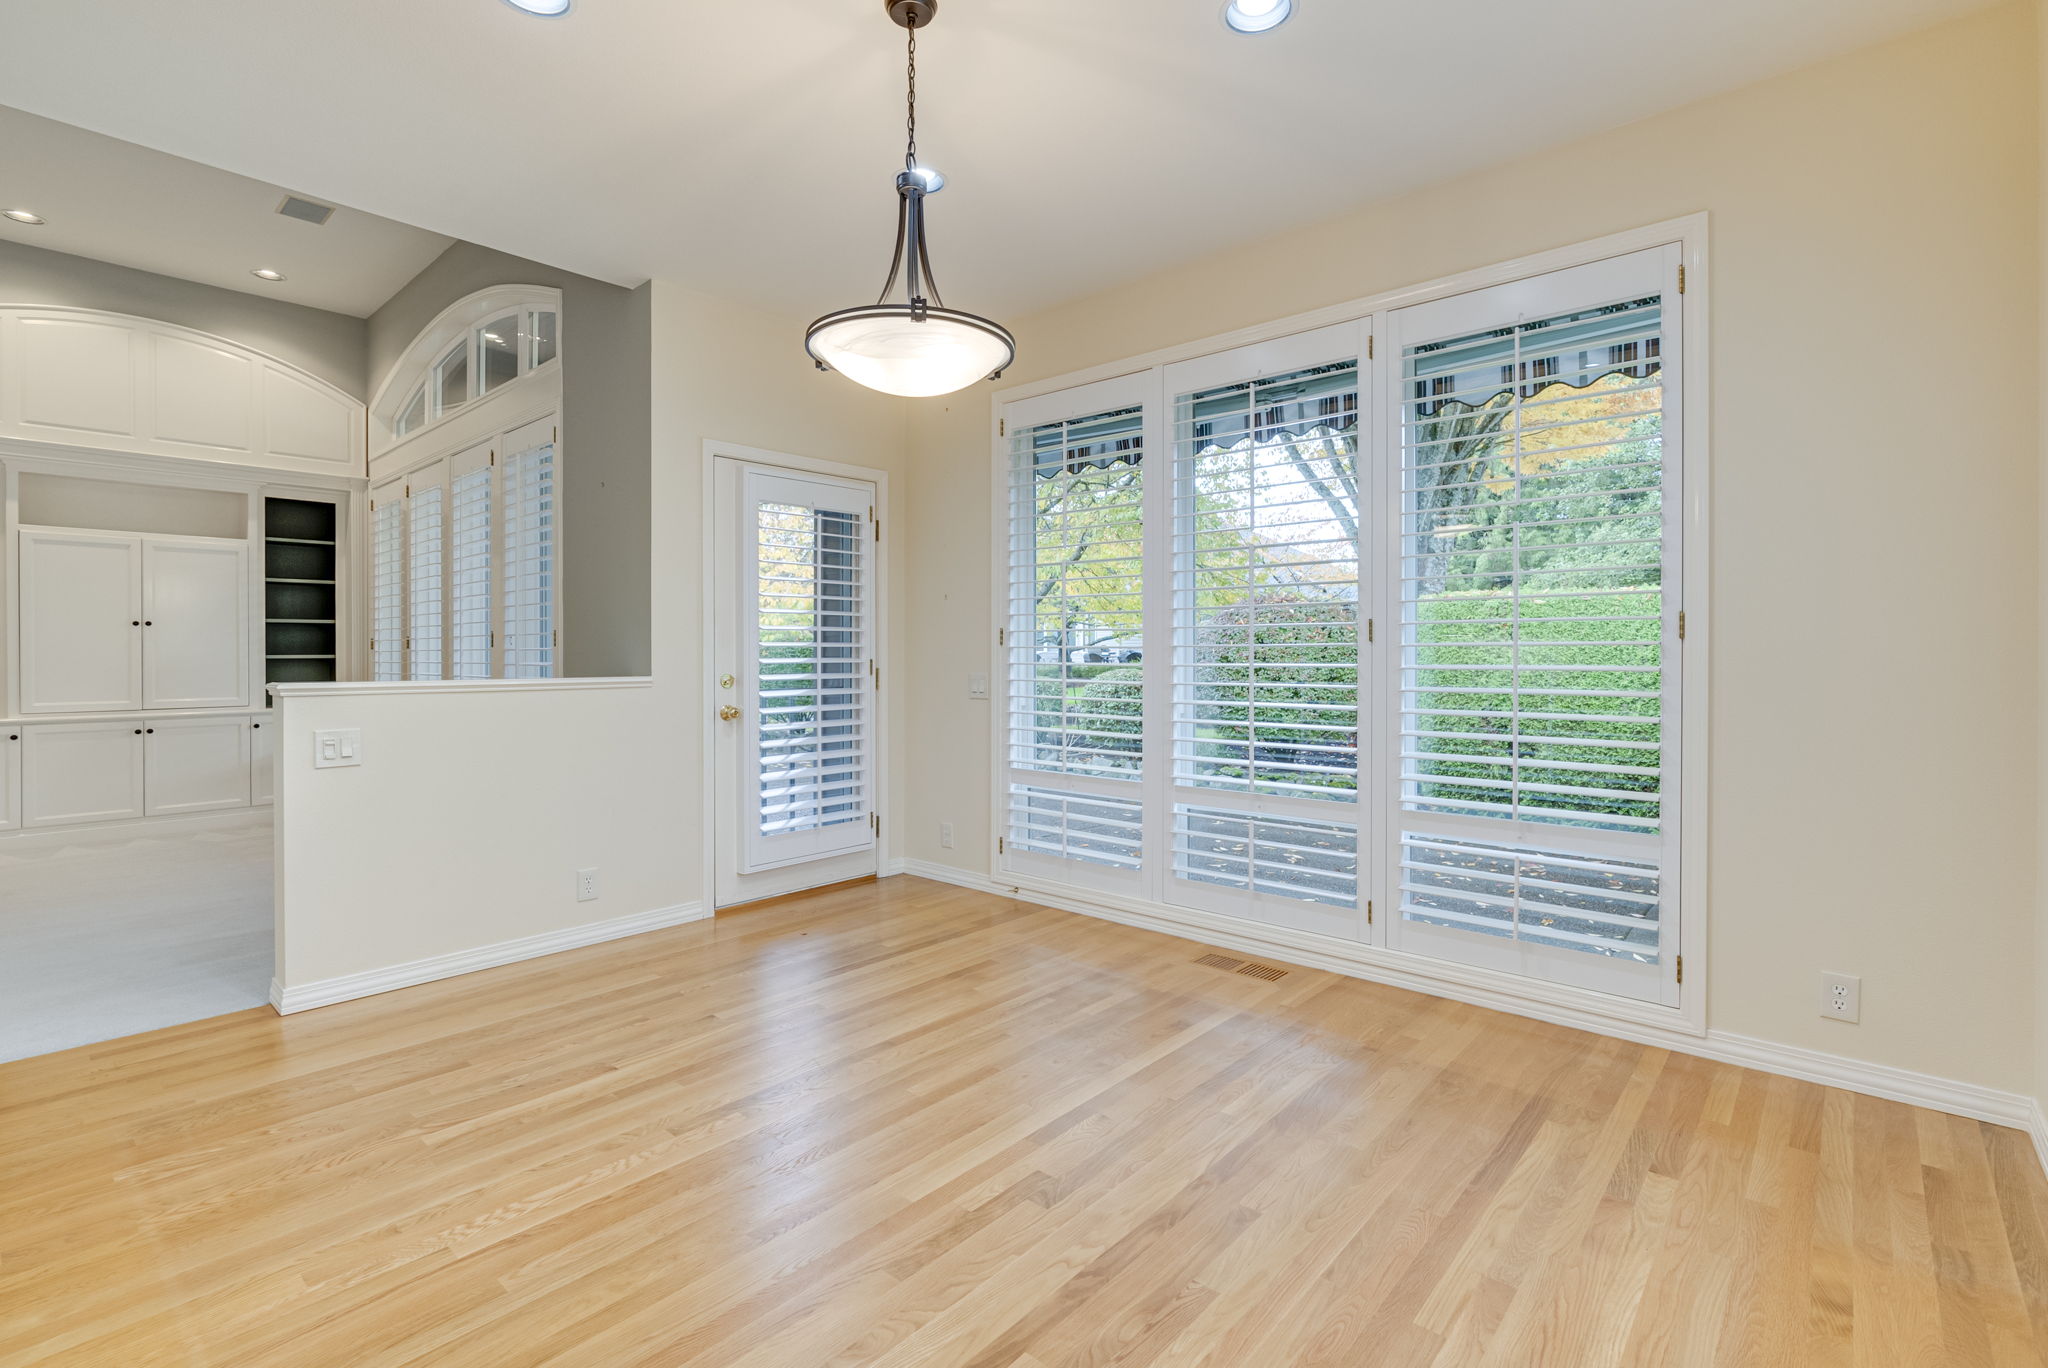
<box><xmin>754</xmin><ymin>501</ymin><xmax>867</xmax><ymax>840</ymax></box>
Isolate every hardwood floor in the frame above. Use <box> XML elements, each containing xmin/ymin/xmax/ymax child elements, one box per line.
<box><xmin>3</xmin><ymin>875</ymin><xmax>2046</xmax><ymax>1367</ymax></box>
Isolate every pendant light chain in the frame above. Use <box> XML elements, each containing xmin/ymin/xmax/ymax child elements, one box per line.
<box><xmin>904</xmin><ymin>24</ymin><xmax>918</xmax><ymax>170</ymax></box>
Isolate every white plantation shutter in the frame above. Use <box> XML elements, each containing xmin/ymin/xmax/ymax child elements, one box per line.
<box><xmin>501</xmin><ymin>418</ymin><xmax>556</xmax><ymax>678</ymax></box>
<box><xmin>371</xmin><ymin>483</ymin><xmax>405</xmax><ymax>681</ymax></box>
<box><xmin>1164</xmin><ymin>324</ymin><xmax>1366</xmax><ymax>937</ymax></box>
<box><xmin>741</xmin><ymin>469</ymin><xmax>874</xmax><ymax>872</ymax></box>
<box><xmin>1386</xmin><ymin>246</ymin><xmax>1681</xmax><ymax>1002</ymax></box>
<box><xmin>1002</xmin><ymin>373</ymin><xmax>1152</xmax><ymax>889</ymax></box>
<box><xmin>449</xmin><ymin>443</ymin><xmax>494</xmax><ymax>679</ymax></box>
<box><xmin>405</xmin><ymin>461</ymin><xmax>446</xmax><ymax>682</ymax></box>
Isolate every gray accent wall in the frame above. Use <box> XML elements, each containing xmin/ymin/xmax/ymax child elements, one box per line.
<box><xmin>0</xmin><ymin>238</ymin><xmax>367</xmax><ymax>397</ymax></box>
<box><xmin>367</xmin><ymin>242</ymin><xmax>652</xmax><ymax>678</ymax></box>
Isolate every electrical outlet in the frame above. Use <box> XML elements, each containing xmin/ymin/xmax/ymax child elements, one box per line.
<box><xmin>576</xmin><ymin>867</ymin><xmax>600</xmax><ymax>903</ymax></box>
<box><xmin>1820</xmin><ymin>971</ymin><xmax>1860</xmax><ymax>1022</ymax></box>
<box><xmin>940</xmin><ymin>822</ymin><xmax>954</xmax><ymax>848</ymax></box>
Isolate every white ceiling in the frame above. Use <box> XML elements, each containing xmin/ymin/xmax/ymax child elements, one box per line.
<box><xmin>0</xmin><ymin>0</ymin><xmax>1998</xmax><ymax>322</ymax></box>
<box><xmin>0</xmin><ymin>104</ymin><xmax>452</xmax><ymax>318</ymax></box>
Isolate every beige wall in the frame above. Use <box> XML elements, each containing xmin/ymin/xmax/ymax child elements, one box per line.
<box><xmin>273</xmin><ymin>279</ymin><xmax>911</xmax><ymax>994</ymax></box>
<box><xmin>905</xmin><ymin>3</ymin><xmax>2042</xmax><ymax>1093</ymax></box>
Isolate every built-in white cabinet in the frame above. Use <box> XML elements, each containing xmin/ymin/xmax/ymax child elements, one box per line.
<box><xmin>141</xmin><ymin>540</ymin><xmax>250</xmax><ymax>708</ymax></box>
<box><xmin>19</xmin><ymin>528</ymin><xmax>249</xmax><ymax>713</ymax></box>
<box><xmin>22</xmin><ymin>720</ymin><xmax>147</xmax><ymax>828</ymax></box>
<box><xmin>144</xmin><ymin>716</ymin><xmax>253</xmax><ymax>816</ymax></box>
<box><xmin>250</xmin><ymin>716</ymin><xmax>274</xmax><ymax>807</ymax></box>
<box><xmin>0</xmin><ymin>727</ymin><xmax>19</xmax><ymax>833</ymax></box>
<box><xmin>6</xmin><ymin>713</ymin><xmax>268</xmax><ymax>830</ymax></box>
<box><xmin>18</xmin><ymin>529</ymin><xmax>144</xmax><ymax>713</ymax></box>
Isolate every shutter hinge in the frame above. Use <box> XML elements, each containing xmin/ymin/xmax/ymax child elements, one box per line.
<box><xmin>490</xmin><ymin>630</ymin><xmax>496</xmax><ymax>649</ymax></box>
<box><xmin>871</xmin><ymin>507</ymin><xmax>880</xmax><ymax>542</ymax></box>
<box><xmin>1367</xmin><ymin>618</ymin><xmax>1375</xmax><ymax>644</ymax></box>
<box><xmin>490</xmin><ymin>449</ymin><xmax>496</xmax><ymax>466</ymax></box>
<box><xmin>997</xmin><ymin>836</ymin><xmax>1006</xmax><ymax>854</ymax></box>
<box><xmin>1677</xmin><ymin>265</ymin><xmax>1687</xmax><ymax>295</ymax></box>
<box><xmin>1366</xmin><ymin>899</ymin><xmax>1374</xmax><ymax>925</ymax></box>
<box><xmin>404</xmin><ymin>484</ymin><xmax>411</xmax><ymax>498</ymax></box>
<box><xmin>1368</xmin><ymin>335</ymin><xmax>1375</xmax><ymax>360</ymax></box>
<box><xmin>1677</xmin><ymin>610</ymin><xmax>1686</xmax><ymax>640</ymax></box>
<box><xmin>871</xmin><ymin>811</ymin><xmax>880</xmax><ymax>835</ymax></box>
<box><xmin>998</xmin><ymin>627</ymin><xmax>1007</xmax><ymax>647</ymax></box>
<box><xmin>1675</xmin><ymin>954</ymin><xmax>1684</xmax><ymax>985</ymax></box>
<box><xmin>552</xmin><ymin>629</ymin><xmax>559</xmax><ymax>648</ymax></box>
<box><xmin>552</xmin><ymin>425</ymin><xmax>559</xmax><ymax>443</ymax></box>
<box><xmin>999</xmin><ymin>418</ymin><xmax>1006</xmax><ymax>437</ymax></box>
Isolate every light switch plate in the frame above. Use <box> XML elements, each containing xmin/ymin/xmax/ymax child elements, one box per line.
<box><xmin>968</xmin><ymin>673</ymin><xmax>990</xmax><ymax>699</ymax></box>
<box><xmin>313</xmin><ymin>728</ymin><xmax>363</xmax><ymax>769</ymax></box>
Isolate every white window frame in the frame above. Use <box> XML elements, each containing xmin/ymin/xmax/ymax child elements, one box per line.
<box><xmin>987</xmin><ymin>216</ymin><xmax>1709</xmax><ymax>1039</ymax></box>
<box><xmin>368</xmin><ymin>285</ymin><xmax>563</xmax><ymax>456</ymax></box>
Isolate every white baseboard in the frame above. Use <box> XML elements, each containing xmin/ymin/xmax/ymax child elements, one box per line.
<box><xmin>271</xmin><ymin>901</ymin><xmax>709</xmax><ymax>1015</ymax></box>
<box><xmin>891</xmin><ymin>860</ymin><xmax>2040</xmax><ymax>1135</ymax></box>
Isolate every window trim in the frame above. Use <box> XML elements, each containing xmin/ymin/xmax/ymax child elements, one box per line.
<box><xmin>986</xmin><ymin>215</ymin><xmax>1710</xmax><ymax>1041</ymax></box>
<box><xmin>370</xmin><ymin>285</ymin><xmax>563</xmax><ymax>452</ymax></box>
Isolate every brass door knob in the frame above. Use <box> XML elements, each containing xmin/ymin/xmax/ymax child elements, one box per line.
<box><xmin>719</xmin><ymin>705</ymin><xmax>741</xmax><ymax>722</ymax></box>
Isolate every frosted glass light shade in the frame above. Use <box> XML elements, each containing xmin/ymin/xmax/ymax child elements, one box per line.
<box><xmin>805</xmin><ymin>305</ymin><xmax>1016</xmax><ymax>398</ymax></box>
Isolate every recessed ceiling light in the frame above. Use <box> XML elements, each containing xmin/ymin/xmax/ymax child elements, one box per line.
<box><xmin>500</xmin><ymin>0</ymin><xmax>571</xmax><ymax>14</ymax></box>
<box><xmin>251</xmin><ymin>268</ymin><xmax>287</xmax><ymax>282</ymax></box>
<box><xmin>3</xmin><ymin>209</ymin><xmax>44</xmax><ymax>225</ymax></box>
<box><xmin>1222</xmin><ymin>0</ymin><xmax>1292</xmax><ymax>33</ymax></box>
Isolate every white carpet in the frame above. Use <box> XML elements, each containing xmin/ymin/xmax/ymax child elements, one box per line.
<box><xmin>0</xmin><ymin>811</ymin><xmax>272</xmax><ymax>1062</ymax></box>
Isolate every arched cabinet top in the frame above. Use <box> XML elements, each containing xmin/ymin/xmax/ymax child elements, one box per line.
<box><xmin>0</xmin><ymin>305</ymin><xmax>366</xmax><ymax>477</ymax></box>
<box><xmin>370</xmin><ymin>285</ymin><xmax>563</xmax><ymax>455</ymax></box>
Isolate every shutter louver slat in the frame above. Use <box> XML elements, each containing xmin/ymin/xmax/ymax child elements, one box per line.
<box><xmin>371</xmin><ymin>499</ymin><xmax>404</xmax><ymax>682</ymax></box>
<box><xmin>753</xmin><ymin>502</ymin><xmax>868</xmax><ymax>838</ymax></box>
<box><xmin>501</xmin><ymin>436</ymin><xmax>555</xmax><ymax>678</ymax></box>
<box><xmin>450</xmin><ymin>465</ymin><xmax>492</xmax><ymax>679</ymax></box>
<box><xmin>1004</xmin><ymin>400</ymin><xmax>1147</xmax><ymax>874</ymax></box>
<box><xmin>1397</xmin><ymin>287</ymin><xmax>1671</xmax><ymax>966</ymax></box>
<box><xmin>406</xmin><ymin>485</ymin><xmax>444</xmax><ymax>681</ymax></box>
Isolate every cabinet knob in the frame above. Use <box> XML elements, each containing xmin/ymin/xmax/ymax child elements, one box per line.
<box><xmin>143</xmin><ymin>620</ymin><xmax>153</xmax><ymax>627</ymax></box>
<box><xmin>145</xmin><ymin>728</ymin><xmax>154</xmax><ymax>734</ymax></box>
<box><xmin>132</xmin><ymin>620</ymin><xmax>140</xmax><ymax>627</ymax></box>
<box><xmin>133</xmin><ymin>729</ymin><xmax>142</xmax><ymax>735</ymax></box>
<box><xmin>253</xmin><ymin>722</ymin><xmax>261</xmax><ymax>730</ymax></box>
<box><xmin>7</xmin><ymin>734</ymin><xmax>16</xmax><ymax>741</ymax></box>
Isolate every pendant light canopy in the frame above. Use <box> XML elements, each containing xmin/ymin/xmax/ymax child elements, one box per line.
<box><xmin>805</xmin><ymin>0</ymin><xmax>1015</xmax><ymax>399</ymax></box>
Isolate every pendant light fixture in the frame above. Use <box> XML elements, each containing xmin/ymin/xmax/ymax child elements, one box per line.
<box><xmin>804</xmin><ymin>0</ymin><xmax>1015</xmax><ymax>399</ymax></box>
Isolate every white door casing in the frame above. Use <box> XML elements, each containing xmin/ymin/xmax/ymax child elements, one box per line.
<box><xmin>250</xmin><ymin>715</ymin><xmax>275</xmax><ymax>806</ymax></box>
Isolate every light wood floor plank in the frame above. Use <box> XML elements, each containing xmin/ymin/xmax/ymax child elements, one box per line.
<box><xmin>2</xmin><ymin>875</ymin><xmax>2045</xmax><ymax>1367</ymax></box>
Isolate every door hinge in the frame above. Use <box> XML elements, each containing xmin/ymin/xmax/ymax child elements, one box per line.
<box><xmin>553</xmin><ymin>425</ymin><xmax>559</xmax><ymax>443</ymax></box>
<box><xmin>1677</xmin><ymin>265</ymin><xmax>1687</xmax><ymax>295</ymax></box>
<box><xmin>870</xmin><ymin>811</ymin><xmax>880</xmax><ymax>835</ymax></box>
<box><xmin>1677</xmin><ymin>609</ymin><xmax>1686</xmax><ymax>640</ymax></box>
<box><xmin>871</xmin><ymin>507</ymin><xmax>880</xmax><ymax>542</ymax></box>
<box><xmin>1675</xmin><ymin>954</ymin><xmax>1684</xmax><ymax>985</ymax></box>
<box><xmin>489</xmin><ymin>449</ymin><xmax>497</xmax><ymax>466</ymax></box>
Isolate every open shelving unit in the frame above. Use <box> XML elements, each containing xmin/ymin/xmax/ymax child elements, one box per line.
<box><xmin>263</xmin><ymin>497</ymin><xmax>338</xmax><ymax>696</ymax></box>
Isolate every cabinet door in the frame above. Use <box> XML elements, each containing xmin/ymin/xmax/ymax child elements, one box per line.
<box><xmin>19</xmin><ymin>529</ymin><xmax>144</xmax><ymax>713</ymax></box>
<box><xmin>21</xmin><ymin>722</ymin><xmax>146</xmax><ymax>827</ymax></box>
<box><xmin>143</xmin><ymin>538</ymin><xmax>250</xmax><ymax>709</ymax></box>
<box><xmin>144</xmin><ymin>716</ymin><xmax>252</xmax><ymax>816</ymax></box>
<box><xmin>250</xmin><ymin>716</ymin><xmax>275</xmax><ymax>807</ymax></box>
<box><xmin>0</xmin><ymin>727</ymin><xmax>19</xmax><ymax>832</ymax></box>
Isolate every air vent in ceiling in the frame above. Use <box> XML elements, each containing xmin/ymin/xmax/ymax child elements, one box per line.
<box><xmin>276</xmin><ymin>195</ymin><xmax>335</xmax><ymax>226</ymax></box>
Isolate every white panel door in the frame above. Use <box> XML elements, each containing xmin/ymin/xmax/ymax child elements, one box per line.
<box><xmin>19</xmin><ymin>529</ymin><xmax>144</xmax><ymax>713</ymax></box>
<box><xmin>142</xmin><ymin>538</ymin><xmax>251</xmax><ymax>709</ymax></box>
<box><xmin>249</xmin><ymin>716</ymin><xmax>275</xmax><ymax>806</ymax></box>
<box><xmin>22</xmin><ymin>721</ymin><xmax>146</xmax><ymax>827</ymax></box>
<box><xmin>0</xmin><ymin>727</ymin><xmax>19</xmax><ymax>832</ymax></box>
<box><xmin>711</xmin><ymin>457</ymin><xmax>879</xmax><ymax>907</ymax></box>
<box><xmin>144</xmin><ymin>716</ymin><xmax>252</xmax><ymax>816</ymax></box>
